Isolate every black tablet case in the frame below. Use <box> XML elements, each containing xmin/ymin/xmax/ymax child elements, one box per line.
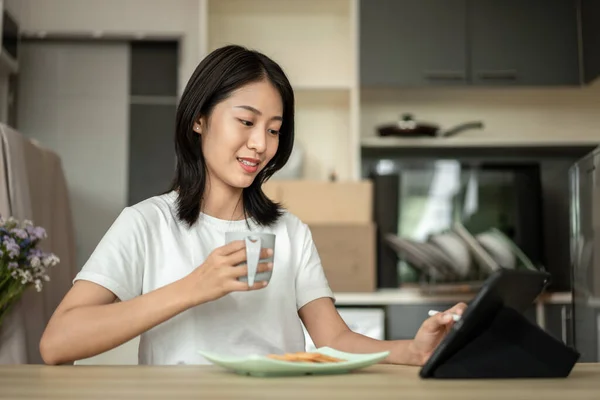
<box><xmin>429</xmin><ymin>305</ymin><xmax>581</xmax><ymax>379</ymax></box>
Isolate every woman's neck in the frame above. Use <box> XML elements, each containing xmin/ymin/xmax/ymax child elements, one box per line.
<box><xmin>201</xmin><ymin>178</ymin><xmax>245</xmax><ymax>221</ymax></box>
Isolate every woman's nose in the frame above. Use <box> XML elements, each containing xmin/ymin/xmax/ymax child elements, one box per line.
<box><xmin>247</xmin><ymin>130</ymin><xmax>267</xmax><ymax>153</ymax></box>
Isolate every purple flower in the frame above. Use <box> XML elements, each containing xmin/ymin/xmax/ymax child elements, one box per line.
<box><xmin>1</xmin><ymin>218</ymin><xmax>58</xmax><ymax>293</ymax></box>
<box><xmin>25</xmin><ymin>226</ymin><xmax>46</xmax><ymax>240</ymax></box>
<box><xmin>27</xmin><ymin>248</ymin><xmax>43</xmax><ymax>258</ymax></box>
<box><xmin>3</xmin><ymin>237</ymin><xmax>20</xmax><ymax>259</ymax></box>
<box><xmin>11</xmin><ymin>228</ymin><xmax>28</xmax><ymax>239</ymax></box>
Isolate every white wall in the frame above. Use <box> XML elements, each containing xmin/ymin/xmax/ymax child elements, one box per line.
<box><xmin>3</xmin><ymin>0</ymin><xmax>18</xmax><ymax>13</ymax></box>
<box><xmin>8</xmin><ymin>0</ymin><xmax>202</xmax><ymax>94</ymax></box>
<box><xmin>361</xmin><ymin>82</ymin><xmax>600</xmax><ymax>144</ymax></box>
<box><xmin>17</xmin><ymin>41</ymin><xmax>130</xmax><ymax>271</ymax></box>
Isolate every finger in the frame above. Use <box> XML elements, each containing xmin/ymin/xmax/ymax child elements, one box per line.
<box><xmin>229</xmin><ymin>262</ymin><xmax>273</xmax><ymax>278</ymax></box>
<box><xmin>248</xmin><ymin>281</ymin><xmax>268</xmax><ymax>290</ymax></box>
<box><xmin>259</xmin><ymin>247</ymin><xmax>273</xmax><ymax>260</ymax></box>
<box><xmin>445</xmin><ymin>302</ymin><xmax>468</xmax><ymax>316</ymax></box>
<box><xmin>225</xmin><ymin>247</ymin><xmax>273</xmax><ymax>266</ymax></box>
<box><xmin>227</xmin><ymin>280</ymin><xmax>269</xmax><ymax>292</ymax></box>
<box><xmin>217</xmin><ymin>240</ymin><xmax>246</xmax><ymax>256</ymax></box>
<box><xmin>421</xmin><ymin>311</ymin><xmax>456</xmax><ymax>333</ymax></box>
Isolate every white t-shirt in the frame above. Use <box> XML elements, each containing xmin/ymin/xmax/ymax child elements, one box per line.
<box><xmin>73</xmin><ymin>191</ymin><xmax>334</xmax><ymax>365</ymax></box>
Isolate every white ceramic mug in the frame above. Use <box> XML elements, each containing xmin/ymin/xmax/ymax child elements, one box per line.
<box><xmin>224</xmin><ymin>232</ymin><xmax>276</xmax><ymax>286</ymax></box>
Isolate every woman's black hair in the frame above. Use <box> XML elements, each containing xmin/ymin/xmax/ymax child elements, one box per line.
<box><xmin>168</xmin><ymin>45</ymin><xmax>294</xmax><ymax>228</ymax></box>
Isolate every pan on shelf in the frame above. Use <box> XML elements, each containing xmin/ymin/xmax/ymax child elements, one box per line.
<box><xmin>376</xmin><ymin>113</ymin><xmax>484</xmax><ymax>138</ymax></box>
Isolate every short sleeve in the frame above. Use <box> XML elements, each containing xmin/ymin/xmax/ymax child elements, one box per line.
<box><xmin>73</xmin><ymin>207</ymin><xmax>147</xmax><ymax>301</ymax></box>
<box><xmin>295</xmin><ymin>223</ymin><xmax>335</xmax><ymax>310</ymax></box>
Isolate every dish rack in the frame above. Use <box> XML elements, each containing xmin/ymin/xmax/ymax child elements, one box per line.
<box><xmin>385</xmin><ymin>222</ymin><xmax>544</xmax><ymax>294</ymax></box>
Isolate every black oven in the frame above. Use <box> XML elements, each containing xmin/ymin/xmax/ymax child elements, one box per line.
<box><xmin>363</xmin><ymin>146</ymin><xmax>595</xmax><ymax>292</ymax></box>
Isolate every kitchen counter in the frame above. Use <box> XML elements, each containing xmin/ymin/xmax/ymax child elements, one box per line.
<box><xmin>1</xmin><ymin>364</ymin><xmax>598</xmax><ymax>400</ymax></box>
<box><xmin>334</xmin><ymin>289</ymin><xmax>572</xmax><ymax>306</ymax></box>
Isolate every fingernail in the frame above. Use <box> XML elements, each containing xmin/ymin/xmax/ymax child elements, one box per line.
<box><xmin>442</xmin><ymin>314</ymin><xmax>452</xmax><ymax>323</ymax></box>
<box><xmin>266</xmin><ymin>249</ymin><xmax>273</xmax><ymax>256</ymax></box>
<box><xmin>267</xmin><ymin>262</ymin><xmax>273</xmax><ymax>270</ymax></box>
<box><xmin>263</xmin><ymin>281</ymin><xmax>268</xmax><ymax>287</ymax></box>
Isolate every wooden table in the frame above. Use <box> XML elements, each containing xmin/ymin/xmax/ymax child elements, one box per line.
<box><xmin>1</xmin><ymin>363</ymin><xmax>599</xmax><ymax>400</ymax></box>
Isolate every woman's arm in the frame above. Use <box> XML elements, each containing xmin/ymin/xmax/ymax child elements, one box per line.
<box><xmin>40</xmin><ymin>279</ymin><xmax>193</xmax><ymax>365</ymax></box>
<box><xmin>298</xmin><ymin>298</ymin><xmax>467</xmax><ymax>366</ymax></box>
<box><xmin>298</xmin><ymin>297</ymin><xmax>422</xmax><ymax>365</ymax></box>
<box><xmin>40</xmin><ymin>241</ymin><xmax>272</xmax><ymax>365</ymax></box>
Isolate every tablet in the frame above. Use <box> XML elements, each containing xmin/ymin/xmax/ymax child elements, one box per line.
<box><xmin>419</xmin><ymin>268</ymin><xmax>551</xmax><ymax>378</ymax></box>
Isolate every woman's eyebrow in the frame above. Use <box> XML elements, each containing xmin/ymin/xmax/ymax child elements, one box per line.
<box><xmin>234</xmin><ymin>105</ymin><xmax>282</xmax><ymax>121</ymax></box>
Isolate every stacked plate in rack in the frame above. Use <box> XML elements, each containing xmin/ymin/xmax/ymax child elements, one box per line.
<box><xmin>385</xmin><ymin>222</ymin><xmax>540</xmax><ymax>285</ymax></box>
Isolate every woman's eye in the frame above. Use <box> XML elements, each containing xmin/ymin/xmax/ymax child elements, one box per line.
<box><xmin>268</xmin><ymin>129</ymin><xmax>280</xmax><ymax>135</ymax></box>
<box><xmin>239</xmin><ymin>119</ymin><xmax>254</xmax><ymax>127</ymax></box>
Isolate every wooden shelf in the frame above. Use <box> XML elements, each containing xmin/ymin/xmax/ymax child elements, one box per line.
<box><xmin>207</xmin><ymin>0</ymin><xmax>353</xmax><ymax>90</ymax></box>
<box><xmin>360</xmin><ymin>136</ymin><xmax>600</xmax><ymax>149</ymax></box>
<box><xmin>358</xmin><ymin>85</ymin><xmax>600</xmax><ymax>154</ymax></box>
<box><xmin>295</xmin><ymin>89</ymin><xmax>352</xmax><ymax>180</ymax></box>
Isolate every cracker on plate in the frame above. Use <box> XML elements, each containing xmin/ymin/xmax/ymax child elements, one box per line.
<box><xmin>266</xmin><ymin>352</ymin><xmax>346</xmax><ymax>363</ymax></box>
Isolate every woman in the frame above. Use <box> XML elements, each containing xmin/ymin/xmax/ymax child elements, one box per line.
<box><xmin>39</xmin><ymin>45</ymin><xmax>466</xmax><ymax>366</ymax></box>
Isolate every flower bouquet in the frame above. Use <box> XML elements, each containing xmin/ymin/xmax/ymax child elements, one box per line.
<box><xmin>0</xmin><ymin>216</ymin><xmax>59</xmax><ymax>327</ymax></box>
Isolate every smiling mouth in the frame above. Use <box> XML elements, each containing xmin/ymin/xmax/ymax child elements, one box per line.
<box><xmin>237</xmin><ymin>158</ymin><xmax>259</xmax><ymax>167</ymax></box>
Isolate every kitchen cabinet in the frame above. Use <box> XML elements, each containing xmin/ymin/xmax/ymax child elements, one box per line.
<box><xmin>470</xmin><ymin>0</ymin><xmax>579</xmax><ymax>86</ymax></box>
<box><xmin>387</xmin><ymin>303</ymin><xmax>456</xmax><ymax>339</ymax></box>
<box><xmin>387</xmin><ymin>302</ymin><xmax>538</xmax><ymax>341</ymax></box>
<box><xmin>305</xmin><ymin>307</ymin><xmax>386</xmax><ymax>351</ymax></box>
<box><xmin>581</xmin><ymin>0</ymin><xmax>600</xmax><ymax>83</ymax></box>
<box><xmin>544</xmin><ymin>304</ymin><xmax>574</xmax><ymax>347</ymax></box>
<box><xmin>359</xmin><ymin>0</ymin><xmax>468</xmax><ymax>87</ymax></box>
<box><xmin>360</xmin><ymin>0</ymin><xmax>581</xmax><ymax>87</ymax></box>
<box><xmin>572</xmin><ymin>305</ymin><xmax>600</xmax><ymax>362</ymax></box>
<box><xmin>523</xmin><ymin>305</ymin><xmax>538</xmax><ymax>327</ymax></box>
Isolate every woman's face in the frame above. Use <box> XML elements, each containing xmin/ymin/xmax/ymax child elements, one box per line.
<box><xmin>195</xmin><ymin>79</ymin><xmax>283</xmax><ymax>190</ymax></box>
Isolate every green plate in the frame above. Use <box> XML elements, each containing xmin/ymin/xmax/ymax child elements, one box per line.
<box><xmin>197</xmin><ymin>347</ymin><xmax>390</xmax><ymax>377</ymax></box>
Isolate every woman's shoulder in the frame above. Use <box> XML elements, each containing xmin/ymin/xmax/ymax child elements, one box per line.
<box><xmin>119</xmin><ymin>191</ymin><xmax>180</xmax><ymax>229</ymax></box>
<box><xmin>271</xmin><ymin>209</ymin><xmax>313</xmax><ymax>240</ymax></box>
<box><xmin>273</xmin><ymin>209</ymin><xmax>304</xmax><ymax>228</ymax></box>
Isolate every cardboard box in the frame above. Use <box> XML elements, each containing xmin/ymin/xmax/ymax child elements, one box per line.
<box><xmin>263</xmin><ymin>180</ymin><xmax>373</xmax><ymax>224</ymax></box>
<box><xmin>309</xmin><ymin>223</ymin><xmax>376</xmax><ymax>293</ymax></box>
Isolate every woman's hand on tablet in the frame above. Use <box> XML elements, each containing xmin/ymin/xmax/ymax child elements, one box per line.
<box><xmin>408</xmin><ymin>302</ymin><xmax>468</xmax><ymax>365</ymax></box>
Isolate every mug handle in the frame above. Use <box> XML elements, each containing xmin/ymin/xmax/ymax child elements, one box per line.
<box><xmin>244</xmin><ymin>236</ymin><xmax>261</xmax><ymax>286</ymax></box>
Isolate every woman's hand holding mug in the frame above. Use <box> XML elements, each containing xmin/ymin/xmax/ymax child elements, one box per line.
<box><xmin>183</xmin><ymin>240</ymin><xmax>273</xmax><ymax>307</ymax></box>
